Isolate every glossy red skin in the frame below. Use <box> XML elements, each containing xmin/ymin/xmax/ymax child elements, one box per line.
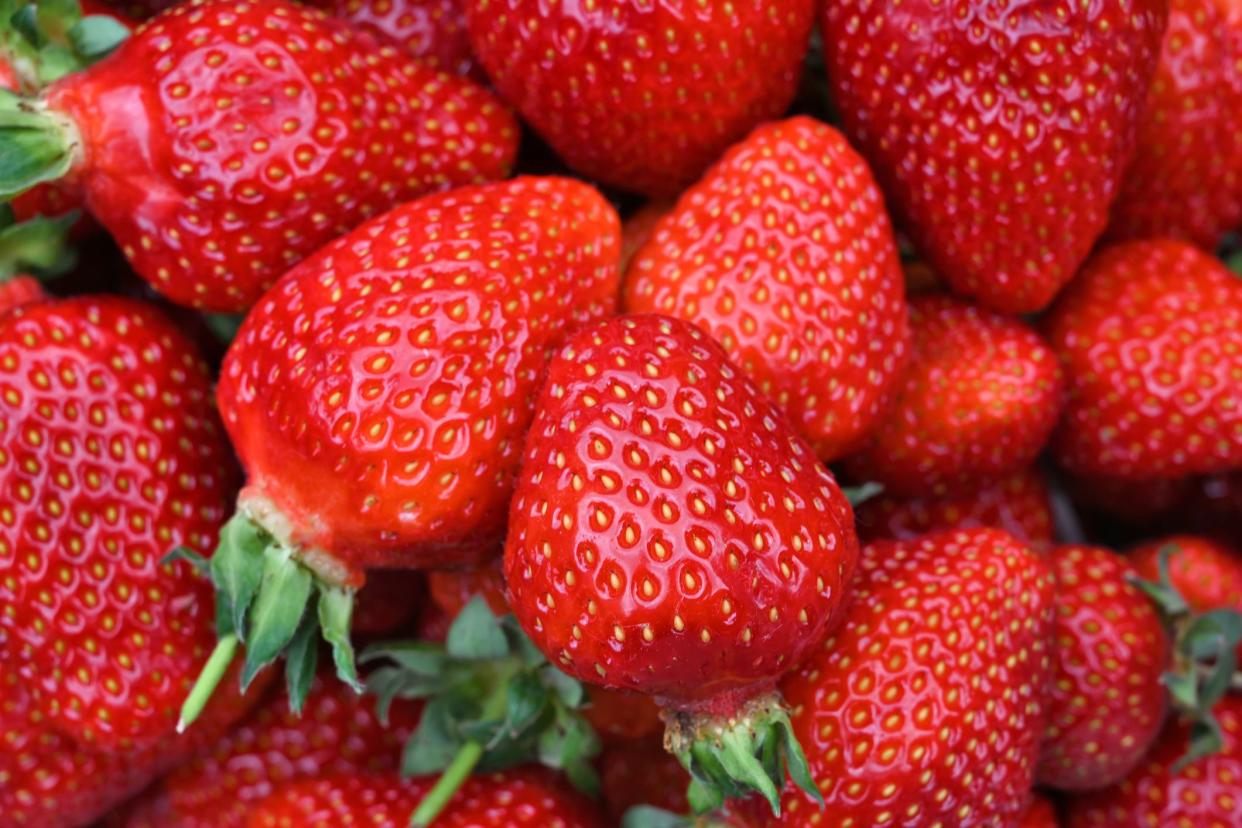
<box><xmin>464</xmin><ymin>0</ymin><xmax>814</xmax><ymax>197</ymax></box>
<box><xmin>246</xmin><ymin>769</ymin><xmax>607</xmax><ymax>828</ymax></box>
<box><xmin>754</xmin><ymin>529</ymin><xmax>1055</xmax><ymax>827</ymax></box>
<box><xmin>599</xmin><ymin>736</ymin><xmax>690</xmax><ymax>820</ymax></box>
<box><xmin>311</xmin><ymin>0</ymin><xmax>479</xmax><ymax>78</ymax></box>
<box><xmin>0</xmin><ymin>275</ymin><xmax>45</xmax><ymax>316</ymax></box>
<box><xmin>1108</xmin><ymin>0</ymin><xmax>1242</xmax><ymax>249</ymax></box>
<box><xmin>1021</xmin><ymin>795</ymin><xmax>1061</xmax><ymax>828</ymax></box>
<box><xmin>821</xmin><ymin>0</ymin><xmax>1166</xmax><ymax>314</ymax></box>
<box><xmin>1044</xmin><ymin>240</ymin><xmax>1242</xmax><ymax>480</ymax></box>
<box><xmin>219</xmin><ymin>178</ymin><xmax>620</xmax><ymax>583</ymax></box>
<box><xmin>0</xmin><ymin>296</ymin><xmax>241</xmax><ymax>750</ymax></box>
<box><xmin>624</xmin><ymin>117</ymin><xmax>910</xmax><ymax>462</ymax></box>
<box><xmin>843</xmin><ymin>294</ymin><xmax>1063</xmax><ymax>498</ymax></box>
<box><xmin>116</xmin><ymin>674</ymin><xmax>421</xmax><ymax>828</ymax></box>
<box><xmin>45</xmin><ymin>0</ymin><xmax>518</xmax><ymax>312</ymax></box>
<box><xmin>507</xmin><ymin>314</ymin><xmax>859</xmax><ymax>707</ymax></box>
<box><xmin>351</xmin><ymin>569</ymin><xmax>425</xmax><ymax>634</ymax></box>
<box><xmin>426</xmin><ymin>556</ymin><xmax>508</xmax><ymax>618</ymax></box>
<box><xmin>1066</xmin><ymin>696</ymin><xmax>1242</xmax><ymax>827</ymax></box>
<box><xmin>855</xmin><ymin>467</ymin><xmax>1056</xmax><ymax>549</ymax></box>
<box><xmin>1039</xmin><ymin>545</ymin><xmax>1170</xmax><ymax>792</ymax></box>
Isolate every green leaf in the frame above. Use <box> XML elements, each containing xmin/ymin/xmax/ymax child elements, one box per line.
<box><xmin>842</xmin><ymin>482</ymin><xmax>883</xmax><ymax>507</ymax></box>
<box><xmin>620</xmin><ymin>807</ymin><xmax>693</xmax><ymax>828</ymax></box>
<box><xmin>67</xmin><ymin>14</ymin><xmax>129</xmax><ymax>60</ymax></box>
<box><xmin>209</xmin><ymin>514</ymin><xmax>267</xmax><ymax>642</ymax></box>
<box><xmin>1163</xmin><ymin>670</ymin><xmax>1199</xmax><ymax>711</ymax></box>
<box><xmin>403</xmin><ymin>697</ymin><xmax>465</xmax><ymax>777</ymax></box>
<box><xmin>776</xmin><ymin>716</ymin><xmax>824</xmax><ymax>808</ymax></box>
<box><xmin>1175</xmin><ymin>719</ymin><xmax>1224</xmax><ymax>773</ymax></box>
<box><xmin>318</xmin><ymin>584</ymin><xmax>361</xmax><ymax>692</ymax></box>
<box><xmin>0</xmin><ymin>90</ymin><xmax>78</xmax><ymax>199</ymax></box>
<box><xmin>686</xmin><ymin>779</ymin><xmax>724</xmax><ymax>815</ymax></box>
<box><xmin>203</xmin><ymin>312</ymin><xmax>244</xmax><ymax>346</ymax></box>
<box><xmin>503</xmin><ymin>671</ymin><xmax>549</xmax><ymax>736</ymax></box>
<box><xmin>544</xmin><ymin>665</ymin><xmax>585</xmax><ymax>708</ymax></box>
<box><xmin>446</xmin><ymin>596</ymin><xmax>509</xmax><ymax>661</ymax></box>
<box><xmin>362</xmin><ymin>641</ymin><xmax>448</xmax><ymax>676</ymax></box>
<box><xmin>284</xmin><ymin>608</ymin><xmax>319</xmax><ymax>715</ymax></box>
<box><xmin>10</xmin><ymin>5</ymin><xmax>44</xmax><ymax>48</ymax></box>
<box><xmin>239</xmin><ymin>544</ymin><xmax>313</xmax><ymax>690</ymax></box>
<box><xmin>0</xmin><ymin>209</ymin><xmax>77</xmax><ymax>280</ymax></box>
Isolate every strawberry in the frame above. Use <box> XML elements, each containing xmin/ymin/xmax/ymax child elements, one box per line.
<box><xmin>854</xmin><ymin>467</ymin><xmax>1056</xmax><ymax>548</ymax></box>
<box><xmin>842</xmin><ymin>294</ymin><xmax>1063</xmax><ymax>498</ymax></box>
<box><xmin>463</xmin><ymin>0</ymin><xmax>815</xmax><ymax>197</ymax></box>
<box><xmin>246</xmin><ymin>768</ymin><xmax>607</xmax><ymax>828</ymax></box>
<box><xmin>178</xmin><ymin>177</ymin><xmax>619</xmax><ymax>731</ymax></box>
<box><xmin>1044</xmin><ymin>240</ymin><xmax>1242</xmax><ymax>480</ymax></box>
<box><xmin>1107</xmin><ymin>0</ymin><xmax>1242</xmax><ymax>249</ymax></box>
<box><xmin>624</xmin><ymin>116</ymin><xmax>910</xmax><ymax>461</ymax></box>
<box><xmin>820</xmin><ymin>0</ymin><xmax>1167</xmax><ymax>314</ymax></box>
<box><xmin>1038</xmin><ymin>545</ymin><xmax>1170</xmax><ymax>791</ymax></box>
<box><xmin>583</xmin><ymin>686</ymin><xmax>663</xmax><ymax>746</ymax></box>
<box><xmin>600</xmin><ymin>737</ymin><xmax>691</xmax><ymax>821</ymax></box>
<box><xmin>0</xmin><ymin>0</ymin><xmax>518</xmax><ymax>312</ymax></box>
<box><xmin>1021</xmin><ymin>795</ymin><xmax>1060</xmax><ymax>828</ymax></box>
<box><xmin>619</xmin><ymin>200</ymin><xmax>671</xmax><ymax>274</ymax></box>
<box><xmin>306</xmin><ymin>0</ymin><xmax>479</xmax><ymax>78</ymax></box>
<box><xmin>0</xmin><ymin>294</ymin><xmax>260</xmax><ymax>825</ymax></box>
<box><xmin>114</xmin><ymin>672</ymin><xmax>422</xmax><ymax>828</ymax></box>
<box><xmin>506</xmin><ymin>314</ymin><xmax>860</xmax><ymax>812</ymax></box>
<box><xmin>352</xmin><ymin>569</ymin><xmax>425</xmax><ymax>635</ymax></box>
<box><xmin>426</xmin><ymin>557</ymin><xmax>507</xmax><ymax>619</ymax></box>
<box><xmin>752</xmin><ymin>528</ymin><xmax>1055</xmax><ymax>827</ymax></box>
<box><xmin>1065</xmin><ymin>695</ymin><xmax>1242</xmax><ymax>827</ymax></box>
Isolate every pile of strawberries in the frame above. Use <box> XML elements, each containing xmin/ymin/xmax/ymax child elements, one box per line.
<box><xmin>0</xmin><ymin>0</ymin><xmax>1239</xmax><ymax>826</ymax></box>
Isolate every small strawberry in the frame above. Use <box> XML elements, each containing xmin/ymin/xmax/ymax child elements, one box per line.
<box><xmin>0</xmin><ymin>0</ymin><xmax>518</xmax><ymax>312</ymax></box>
<box><xmin>1131</xmin><ymin>536</ymin><xmax>1242</xmax><ymax>620</ymax></box>
<box><xmin>1065</xmin><ymin>695</ymin><xmax>1242</xmax><ymax>827</ymax></box>
<box><xmin>246</xmin><ymin>769</ymin><xmax>607</xmax><ymax>828</ymax></box>
<box><xmin>1044</xmin><ymin>240</ymin><xmax>1242</xmax><ymax>480</ymax></box>
<box><xmin>821</xmin><ymin>0</ymin><xmax>1167</xmax><ymax>313</ymax></box>
<box><xmin>1038</xmin><ymin>545</ymin><xmax>1170</xmax><ymax>791</ymax></box>
<box><xmin>752</xmin><ymin>528</ymin><xmax>1055</xmax><ymax>827</ymax></box>
<box><xmin>178</xmin><ymin>177</ymin><xmax>619</xmax><ymax>733</ymax></box>
<box><xmin>854</xmin><ymin>467</ymin><xmax>1056</xmax><ymax>548</ymax></box>
<box><xmin>1107</xmin><ymin>0</ymin><xmax>1242</xmax><ymax>248</ymax></box>
<box><xmin>114</xmin><ymin>672</ymin><xmax>422</xmax><ymax>828</ymax></box>
<box><xmin>507</xmin><ymin>314</ymin><xmax>860</xmax><ymax>813</ymax></box>
<box><xmin>463</xmin><ymin>0</ymin><xmax>815</xmax><ymax>197</ymax></box>
<box><xmin>624</xmin><ymin>116</ymin><xmax>910</xmax><ymax>461</ymax></box>
<box><xmin>1021</xmin><ymin>795</ymin><xmax>1061</xmax><ymax>828</ymax></box>
<box><xmin>600</xmin><ymin>737</ymin><xmax>691</xmax><ymax>821</ymax></box>
<box><xmin>843</xmin><ymin>294</ymin><xmax>1063</xmax><ymax>498</ymax></box>
<box><xmin>307</xmin><ymin>0</ymin><xmax>479</xmax><ymax>78</ymax></box>
<box><xmin>426</xmin><ymin>557</ymin><xmax>507</xmax><ymax>619</ymax></box>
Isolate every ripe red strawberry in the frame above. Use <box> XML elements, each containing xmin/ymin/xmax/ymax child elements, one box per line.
<box><xmin>1107</xmin><ymin>0</ymin><xmax>1242</xmax><ymax>248</ymax></box>
<box><xmin>624</xmin><ymin>116</ymin><xmax>910</xmax><ymax>461</ymax></box>
<box><xmin>1044</xmin><ymin>240</ymin><xmax>1242</xmax><ymax>480</ymax></box>
<box><xmin>583</xmin><ymin>687</ymin><xmax>663</xmax><ymax>746</ymax></box>
<box><xmin>842</xmin><ymin>294</ymin><xmax>1063</xmax><ymax>498</ymax></box>
<box><xmin>0</xmin><ymin>0</ymin><xmax>518</xmax><ymax>312</ymax></box>
<box><xmin>307</xmin><ymin>0</ymin><xmax>479</xmax><ymax>78</ymax></box>
<box><xmin>1130</xmin><ymin>536</ymin><xmax>1242</xmax><ymax>639</ymax></box>
<box><xmin>426</xmin><ymin>557</ymin><xmax>507</xmax><ymax>618</ymax></box>
<box><xmin>115</xmin><ymin>673</ymin><xmax>422</xmax><ymax>828</ymax></box>
<box><xmin>0</xmin><ymin>274</ymin><xmax>44</xmax><ymax>314</ymax></box>
<box><xmin>599</xmin><ymin>737</ymin><xmax>691</xmax><ymax>820</ymax></box>
<box><xmin>179</xmin><ymin>177</ymin><xmax>620</xmax><ymax>728</ymax></box>
<box><xmin>1065</xmin><ymin>695</ymin><xmax>1242</xmax><ymax>827</ymax></box>
<box><xmin>506</xmin><ymin>314</ymin><xmax>860</xmax><ymax>811</ymax></box>
<box><xmin>1038</xmin><ymin>545</ymin><xmax>1169</xmax><ymax>791</ymax></box>
<box><xmin>1021</xmin><ymin>796</ymin><xmax>1060</xmax><ymax>828</ymax></box>
<box><xmin>246</xmin><ymin>769</ymin><xmax>607</xmax><ymax>828</ymax></box>
<box><xmin>463</xmin><ymin>0</ymin><xmax>815</xmax><ymax>197</ymax></box>
<box><xmin>821</xmin><ymin>0</ymin><xmax>1167</xmax><ymax>314</ymax></box>
<box><xmin>752</xmin><ymin>528</ymin><xmax>1055</xmax><ymax>827</ymax></box>
<box><xmin>854</xmin><ymin>467</ymin><xmax>1056</xmax><ymax>548</ymax></box>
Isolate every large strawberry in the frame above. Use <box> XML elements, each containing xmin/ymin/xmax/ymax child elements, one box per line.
<box><xmin>854</xmin><ymin>467</ymin><xmax>1056</xmax><ymax>548</ymax></box>
<box><xmin>506</xmin><ymin>314</ymin><xmax>860</xmax><ymax>813</ymax></box>
<box><xmin>177</xmin><ymin>177</ymin><xmax>619</xmax><ymax>731</ymax></box>
<box><xmin>1066</xmin><ymin>695</ymin><xmax>1242</xmax><ymax>826</ymax></box>
<box><xmin>0</xmin><ymin>0</ymin><xmax>518</xmax><ymax>312</ymax></box>
<box><xmin>246</xmin><ymin>768</ymin><xmax>607</xmax><ymax>828</ymax></box>
<box><xmin>842</xmin><ymin>294</ymin><xmax>1063</xmax><ymax>497</ymax></box>
<box><xmin>624</xmin><ymin>116</ymin><xmax>910</xmax><ymax>461</ymax></box>
<box><xmin>752</xmin><ymin>528</ymin><xmax>1055</xmax><ymax>827</ymax></box>
<box><xmin>821</xmin><ymin>0</ymin><xmax>1167</xmax><ymax>313</ymax></box>
<box><xmin>306</xmin><ymin>0</ymin><xmax>479</xmax><ymax>78</ymax></box>
<box><xmin>463</xmin><ymin>0</ymin><xmax>815</xmax><ymax>197</ymax></box>
<box><xmin>1038</xmin><ymin>545</ymin><xmax>1169</xmax><ymax>791</ymax></box>
<box><xmin>115</xmin><ymin>672</ymin><xmax>421</xmax><ymax>828</ymax></box>
<box><xmin>1044</xmin><ymin>240</ymin><xmax>1242</xmax><ymax>480</ymax></box>
<box><xmin>1107</xmin><ymin>0</ymin><xmax>1242</xmax><ymax>248</ymax></box>
<box><xmin>0</xmin><ymin>294</ymin><xmax>257</xmax><ymax>825</ymax></box>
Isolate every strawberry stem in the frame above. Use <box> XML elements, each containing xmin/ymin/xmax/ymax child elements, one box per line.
<box><xmin>177</xmin><ymin>632</ymin><xmax>238</xmax><ymax>732</ymax></box>
<box><xmin>409</xmin><ymin>691</ymin><xmax>505</xmax><ymax>827</ymax></box>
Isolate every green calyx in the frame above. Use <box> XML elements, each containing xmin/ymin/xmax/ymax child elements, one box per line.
<box><xmin>619</xmin><ymin>807</ymin><xmax>737</xmax><ymax>828</ymax></box>
<box><xmin>841</xmin><ymin>482</ymin><xmax>883</xmax><ymax>508</ymax></box>
<box><xmin>0</xmin><ymin>89</ymin><xmax>78</xmax><ymax>199</ymax></box>
<box><xmin>0</xmin><ymin>201</ymin><xmax>76</xmax><ymax>280</ymax></box>
<box><xmin>167</xmin><ymin>512</ymin><xmax>363</xmax><ymax>732</ymax></box>
<box><xmin>665</xmin><ymin>691</ymin><xmax>822</xmax><ymax>817</ymax></box>
<box><xmin>0</xmin><ymin>0</ymin><xmax>129</xmax><ymax>92</ymax></box>
<box><xmin>1130</xmin><ymin>544</ymin><xmax>1242</xmax><ymax>771</ymax></box>
<box><xmin>363</xmin><ymin>597</ymin><xmax>601</xmax><ymax>827</ymax></box>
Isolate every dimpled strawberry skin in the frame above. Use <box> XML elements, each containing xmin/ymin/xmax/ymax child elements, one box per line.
<box><xmin>764</xmin><ymin>529</ymin><xmax>1055</xmax><ymax>827</ymax></box>
<box><xmin>1039</xmin><ymin>546</ymin><xmax>1169</xmax><ymax>791</ymax></box>
<box><xmin>219</xmin><ymin>178</ymin><xmax>620</xmax><ymax>581</ymax></box>
<box><xmin>843</xmin><ymin>294</ymin><xmax>1063</xmax><ymax>498</ymax></box>
<box><xmin>0</xmin><ymin>297</ymin><xmax>238</xmax><ymax>750</ymax></box>
<box><xmin>315</xmin><ymin>0</ymin><xmax>479</xmax><ymax>77</ymax></box>
<box><xmin>463</xmin><ymin>0</ymin><xmax>815</xmax><ymax>197</ymax></box>
<box><xmin>45</xmin><ymin>0</ymin><xmax>518</xmax><ymax>312</ymax></box>
<box><xmin>624</xmin><ymin>116</ymin><xmax>910</xmax><ymax>462</ymax></box>
<box><xmin>1130</xmin><ymin>535</ymin><xmax>1242</xmax><ymax>617</ymax></box>
<box><xmin>821</xmin><ymin>0</ymin><xmax>1167</xmax><ymax>314</ymax></box>
<box><xmin>1045</xmin><ymin>240</ymin><xmax>1242</xmax><ymax>480</ymax></box>
<box><xmin>506</xmin><ymin>314</ymin><xmax>859</xmax><ymax>705</ymax></box>
<box><xmin>1107</xmin><ymin>0</ymin><xmax>1242</xmax><ymax>249</ymax></box>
